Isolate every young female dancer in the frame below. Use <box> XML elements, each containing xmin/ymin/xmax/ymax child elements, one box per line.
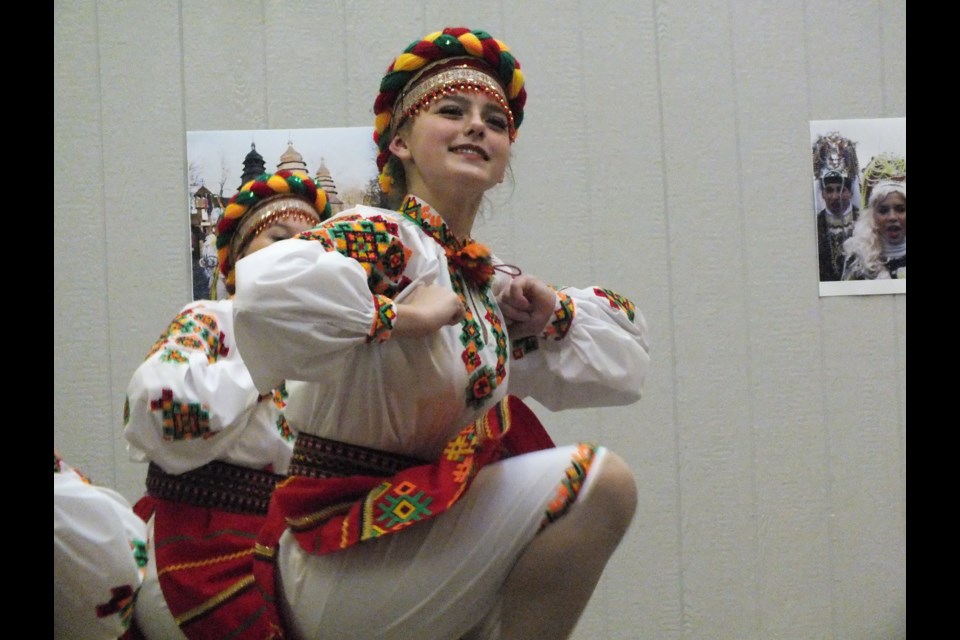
<box><xmin>232</xmin><ymin>27</ymin><xmax>652</xmax><ymax>640</ymax></box>
<box><xmin>123</xmin><ymin>171</ymin><xmax>329</xmax><ymax>639</ymax></box>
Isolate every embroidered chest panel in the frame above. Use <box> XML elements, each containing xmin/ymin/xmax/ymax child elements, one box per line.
<box><xmin>398</xmin><ymin>197</ymin><xmax>508</xmax><ymax>409</ymax></box>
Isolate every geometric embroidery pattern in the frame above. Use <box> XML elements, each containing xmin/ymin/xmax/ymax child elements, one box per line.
<box><xmin>151</xmin><ymin>388</ymin><xmax>212</xmax><ymax>441</ymax></box>
<box><xmin>95</xmin><ymin>584</ymin><xmax>136</xmax><ymax>627</ymax></box>
<box><xmin>397</xmin><ymin>196</ymin><xmax>507</xmax><ymax>410</ymax></box>
<box><xmin>375</xmin><ymin>485</ymin><xmax>433</xmax><ymax>528</ymax></box>
<box><xmin>132</xmin><ymin>538</ymin><xmax>148</xmax><ymax>570</ymax></box>
<box><xmin>271</xmin><ymin>383</ymin><xmax>288</xmax><ymax>410</ymax></box>
<box><xmin>510</xmin><ymin>335</ymin><xmax>539</xmax><ymax>361</ymax></box>
<box><xmin>275</xmin><ymin>414</ymin><xmax>294</xmax><ymax>441</ymax></box>
<box><xmin>592</xmin><ymin>287</ymin><xmax>636</xmax><ymax>322</ymax></box>
<box><xmin>540</xmin><ymin>442</ymin><xmax>597</xmax><ymax>529</ymax></box>
<box><xmin>368</xmin><ymin>294</ymin><xmax>396</xmax><ymax>343</ymax></box>
<box><xmin>159</xmin><ymin>349</ymin><xmax>188</xmax><ymax>364</ymax></box>
<box><xmin>542</xmin><ymin>290</ymin><xmax>575</xmax><ymax>340</ymax></box>
<box><xmin>146</xmin><ymin>306</ymin><xmax>229</xmax><ymax>364</ymax></box>
<box><xmin>298</xmin><ymin>215</ymin><xmax>413</xmax><ymax>298</ymax></box>
<box><xmin>353</xmin><ymin>418</ymin><xmax>491</xmax><ymax>542</ymax></box>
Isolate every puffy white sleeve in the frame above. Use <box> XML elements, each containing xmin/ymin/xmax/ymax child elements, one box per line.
<box><xmin>505</xmin><ymin>283</ymin><xmax>651</xmax><ymax>410</ymax></box>
<box><xmin>54</xmin><ymin>455</ymin><xmax>147</xmax><ymax>640</ymax></box>
<box><xmin>233</xmin><ymin>211</ymin><xmax>441</xmax><ymax>393</ymax></box>
<box><xmin>122</xmin><ymin>300</ymin><xmax>289</xmax><ymax>475</ymax></box>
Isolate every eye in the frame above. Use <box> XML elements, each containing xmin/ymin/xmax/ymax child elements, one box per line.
<box><xmin>437</xmin><ymin>103</ymin><xmax>463</xmax><ymax>117</ymax></box>
<box><xmin>485</xmin><ymin>114</ymin><xmax>509</xmax><ymax>131</ymax></box>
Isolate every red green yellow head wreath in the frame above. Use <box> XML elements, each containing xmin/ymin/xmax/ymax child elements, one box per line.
<box><xmin>373</xmin><ymin>27</ymin><xmax>527</xmax><ymax>195</ymax></box>
<box><xmin>216</xmin><ymin>170</ymin><xmax>330</xmax><ymax>294</ymax></box>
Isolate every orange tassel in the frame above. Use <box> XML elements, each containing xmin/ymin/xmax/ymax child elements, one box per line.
<box><xmin>447</xmin><ymin>241</ymin><xmax>494</xmax><ymax>288</ymax></box>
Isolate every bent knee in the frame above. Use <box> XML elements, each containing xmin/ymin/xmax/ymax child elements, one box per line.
<box><xmin>582</xmin><ymin>449</ymin><xmax>637</xmax><ymax>532</ymax></box>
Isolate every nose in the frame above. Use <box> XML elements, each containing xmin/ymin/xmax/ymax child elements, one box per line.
<box><xmin>464</xmin><ymin>108</ymin><xmax>485</xmax><ymax>137</ymax></box>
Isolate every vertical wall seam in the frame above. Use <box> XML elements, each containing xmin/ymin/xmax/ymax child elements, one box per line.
<box><xmin>573</xmin><ymin>5</ymin><xmax>608</xmax><ymax>625</ymax></box>
<box><xmin>878</xmin><ymin>0</ymin><xmax>887</xmax><ymax>116</ymax></box>
<box><xmin>177</xmin><ymin>0</ymin><xmax>191</xmax><ymax>301</ymax></box>
<box><xmin>804</xmin><ymin>0</ymin><xmax>839</xmax><ymax>635</ymax></box>
<box><xmin>341</xmin><ymin>0</ymin><xmax>350</xmax><ymax>123</ymax></box>
<box><xmin>261</xmin><ymin>0</ymin><xmax>269</xmax><ymax>127</ymax></box>
<box><xmin>93</xmin><ymin>0</ymin><xmax>116</xmax><ymax>489</ymax></box>
<box><xmin>726</xmin><ymin>0</ymin><xmax>761</xmax><ymax>635</ymax></box>
<box><xmin>576</xmin><ymin>1</ymin><xmax>597</xmax><ymax>286</ymax></box>
<box><xmin>650</xmin><ymin>0</ymin><xmax>687</xmax><ymax>634</ymax></box>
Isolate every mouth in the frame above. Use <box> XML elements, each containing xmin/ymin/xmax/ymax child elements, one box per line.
<box><xmin>450</xmin><ymin>144</ymin><xmax>489</xmax><ymax>161</ymax></box>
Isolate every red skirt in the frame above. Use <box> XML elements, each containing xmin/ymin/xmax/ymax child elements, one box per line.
<box><xmin>136</xmin><ymin>395</ymin><xmax>554</xmax><ymax>640</ymax></box>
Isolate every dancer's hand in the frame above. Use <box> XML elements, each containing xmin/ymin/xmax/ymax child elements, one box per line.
<box><xmin>394</xmin><ymin>284</ymin><xmax>465</xmax><ymax>337</ymax></box>
<box><xmin>497</xmin><ymin>275</ymin><xmax>556</xmax><ymax>339</ymax></box>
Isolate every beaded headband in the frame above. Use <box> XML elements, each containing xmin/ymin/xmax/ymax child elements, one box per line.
<box><xmin>373</xmin><ymin>27</ymin><xmax>527</xmax><ymax>195</ymax></box>
<box><xmin>391</xmin><ymin>57</ymin><xmax>515</xmax><ymax>139</ymax></box>
<box><xmin>230</xmin><ymin>197</ymin><xmax>322</xmax><ymax>261</ymax></box>
<box><xmin>216</xmin><ymin>170</ymin><xmax>330</xmax><ymax>293</ymax></box>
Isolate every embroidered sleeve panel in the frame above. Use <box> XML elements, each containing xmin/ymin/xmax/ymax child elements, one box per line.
<box><xmin>145</xmin><ymin>305</ymin><xmax>229</xmax><ymax>366</ymax></box>
<box><xmin>368</xmin><ymin>294</ymin><xmax>396</xmax><ymax>343</ymax></box>
<box><xmin>151</xmin><ymin>388</ymin><xmax>213</xmax><ymax>441</ymax></box>
<box><xmin>297</xmin><ymin>214</ymin><xmax>413</xmax><ymax>298</ymax></box>
<box><xmin>591</xmin><ymin>287</ymin><xmax>637</xmax><ymax>323</ymax></box>
<box><xmin>541</xmin><ymin>290</ymin><xmax>575</xmax><ymax>341</ymax></box>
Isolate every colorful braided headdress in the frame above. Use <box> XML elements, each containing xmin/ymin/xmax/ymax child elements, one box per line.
<box><xmin>216</xmin><ymin>170</ymin><xmax>330</xmax><ymax>293</ymax></box>
<box><xmin>373</xmin><ymin>27</ymin><xmax>527</xmax><ymax>195</ymax></box>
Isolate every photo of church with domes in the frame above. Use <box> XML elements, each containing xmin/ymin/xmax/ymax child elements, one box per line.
<box><xmin>186</xmin><ymin>126</ymin><xmax>380</xmax><ymax>299</ymax></box>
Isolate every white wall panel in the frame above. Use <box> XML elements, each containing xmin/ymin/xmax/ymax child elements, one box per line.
<box><xmin>657</xmin><ymin>0</ymin><xmax>757</xmax><ymax>636</ymax></box>
<box><xmin>732</xmin><ymin>1</ymin><xmax>834</xmax><ymax>638</ymax></box>
<box><xmin>97</xmin><ymin>1</ymin><xmax>191</xmax><ymax>500</ymax></box>
<box><xmin>55</xmin><ymin>1</ymin><xmax>114</xmax><ymax>484</ymax></box>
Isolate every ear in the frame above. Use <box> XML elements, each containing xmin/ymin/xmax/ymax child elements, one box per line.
<box><xmin>389</xmin><ymin>134</ymin><xmax>412</xmax><ymax>162</ymax></box>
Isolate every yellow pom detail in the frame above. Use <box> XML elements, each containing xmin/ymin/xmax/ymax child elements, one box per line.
<box><xmin>508</xmin><ymin>69</ymin><xmax>524</xmax><ymax>100</ymax></box>
<box><xmin>423</xmin><ymin>31</ymin><xmax>443</xmax><ymax>42</ymax></box>
<box><xmin>378</xmin><ymin>171</ymin><xmax>393</xmax><ymax>195</ymax></box>
<box><xmin>315</xmin><ymin>188</ymin><xmax>328</xmax><ymax>212</ymax></box>
<box><xmin>267</xmin><ymin>174</ymin><xmax>291</xmax><ymax>193</ymax></box>
<box><xmin>459</xmin><ymin>33</ymin><xmax>483</xmax><ymax>57</ymax></box>
<box><xmin>240</xmin><ymin>179</ymin><xmax>256</xmax><ymax>192</ymax></box>
<box><xmin>394</xmin><ymin>52</ymin><xmax>427</xmax><ymax>72</ymax></box>
<box><xmin>224</xmin><ymin>203</ymin><xmax>246</xmax><ymax>220</ymax></box>
<box><xmin>375</xmin><ymin>111</ymin><xmax>391</xmax><ymax>134</ymax></box>
<box><xmin>495</xmin><ymin>39</ymin><xmax>510</xmax><ymax>53</ymax></box>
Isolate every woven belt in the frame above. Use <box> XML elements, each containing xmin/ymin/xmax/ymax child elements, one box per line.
<box><xmin>145</xmin><ymin>461</ymin><xmax>283</xmax><ymax>515</ymax></box>
<box><xmin>288</xmin><ymin>431</ymin><xmax>426</xmax><ymax>479</ymax></box>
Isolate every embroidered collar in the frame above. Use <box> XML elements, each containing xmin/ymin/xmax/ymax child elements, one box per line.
<box><xmin>398</xmin><ymin>195</ymin><xmax>494</xmax><ymax>288</ymax></box>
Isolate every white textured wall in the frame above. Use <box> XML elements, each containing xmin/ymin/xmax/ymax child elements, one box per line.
<box><xmin>53</xmin><ymin>1</ymin><xmax>906</xmax><ymax>638</ymax></box>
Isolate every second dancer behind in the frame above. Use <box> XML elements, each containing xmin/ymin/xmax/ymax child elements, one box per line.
<box><xmin>235</xmin><ymin>27</ymin><xmax>652</xmax><ymax>640</ymax></box>
<box><xmin>123</xmin><ymin>170</ymin><xmax>330</xmax><ymax>640</ymax></box>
